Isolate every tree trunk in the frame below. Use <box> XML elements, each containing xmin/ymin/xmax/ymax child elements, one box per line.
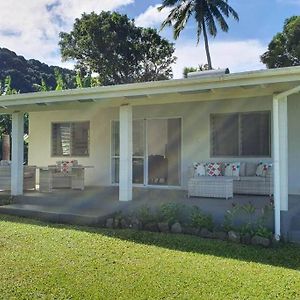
<box><xmin>2</xmin><ymin>134</ymin><xmax>10</xmax><ymax>161</ymax></box>
<box><xmin>202</xmin><ymin>21</ymin><xmax>213</xmax><ymax>70</ymax></box>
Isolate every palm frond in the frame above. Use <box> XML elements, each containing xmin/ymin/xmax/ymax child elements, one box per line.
<box><xmin>209</xmin><ymin>5</ymin><xmax>229</xmax><ymax>33</ymax></box>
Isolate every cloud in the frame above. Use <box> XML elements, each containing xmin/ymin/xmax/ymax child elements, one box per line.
<box><xmin>135</xmin><ymin>4</ymin><xmax>171</xmax><ymax>28</ymax></box>
<box><xmin>0</xmin><ymin>0</ymin><xmax>134</xmax><ymax>68</ymax></box>
<box><xmin>172</xmin><ymin>39</ymin><xmax>267</xmax><ymax>79</ymax></box>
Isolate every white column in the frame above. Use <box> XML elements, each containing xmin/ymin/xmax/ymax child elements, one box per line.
<box><xmin>119</xmin><ymin>105</ymin><xmax>132</xmax><ymax>201</ymax></box>
<box><xmin>273</xmin><ymin>96</ymin><xmax>288</xmax><ymax>240</ymax></box>
<box><xmin>11</xmin><ymin>112</ymin><xmax>24</xmax><ymax>196</ymax></box>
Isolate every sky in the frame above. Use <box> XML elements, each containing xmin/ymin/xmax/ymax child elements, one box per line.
<box><xmin>0</xmin><ymin>0</ymin><xmax>299</xmax><ymax>79</ymax></box>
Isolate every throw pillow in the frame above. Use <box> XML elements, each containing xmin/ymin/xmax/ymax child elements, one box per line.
<box><xmin>193</xmin><ymin>162</ymin><xmax>206</xmax><ymax>176</ymax></box>
<box><xmin>224</xmin><ymin>163</ymin><xmax>240</xmax><ymax>177</ymax></box>
<box><xmin>206</xmin><ymin>162</ymin><xmax>222</xmax><ymax>176</ymax></box>
<box><xmin>61</xmin><ymin>160</ymin><xmax>74</xmax><ymax>174</ymax></box>
<box><xmin>256</xmin><ymin>162</ymin><xmax>269</xmax><ymax>177</ymax></box>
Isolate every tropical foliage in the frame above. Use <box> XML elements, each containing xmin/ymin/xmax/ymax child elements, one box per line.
<box><xmin>159</xmin><ymin>0</ymin><xmax>239</xmax><ymax>69</ymax></box>
<box><xmin>59</xmin><ymin>11</ymin><xmax>176</xmax><ymax>85</ymax></box>
<box><xmin>261</xmin><ymin>16</ymin><xmax>300</xmax><ymax>68</ymax></box>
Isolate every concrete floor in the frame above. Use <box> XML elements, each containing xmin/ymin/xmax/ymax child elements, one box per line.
<box><xmin>0</xmin><ymin>186</ymin><xmax>275</xmax><ymax>226</ymax></box>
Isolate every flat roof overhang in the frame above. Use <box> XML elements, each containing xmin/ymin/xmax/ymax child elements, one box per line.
<box><xmin>0</xmin><ymin>66</ymin><xmax>300</xmax><ymax>113</ymax></box>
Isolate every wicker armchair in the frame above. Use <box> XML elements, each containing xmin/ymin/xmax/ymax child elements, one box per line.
<box><xmin>0</xmin><ymin>165</ymin><xmax>36</xmax><ymax>191</ymax></box>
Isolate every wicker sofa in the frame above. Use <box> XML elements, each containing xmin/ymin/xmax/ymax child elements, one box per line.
<box><xmin>0</xmin><ymin>164</ymin><xmax>36</xmax><ymax>191</ymax></box>
<box><xmin>189</xmin><ymin>161</ymin><xmax>273</xmax><ymax>196</ymax></box>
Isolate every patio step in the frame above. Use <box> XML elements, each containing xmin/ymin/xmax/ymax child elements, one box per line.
<box><xmin>0</xmin><ymin>205</ymin><xmax>106</xmax><ymax>226</ymax></box>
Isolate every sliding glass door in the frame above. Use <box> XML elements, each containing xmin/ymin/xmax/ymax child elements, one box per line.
<box><xmin>111</xmin><ymin>119</ymin><xmax>145</xmax><ymax>184</ymax></box>
<box><xmin>111</xmin><ymin>118</ymin><xmax>181</xmax><ymax>187</ymax></box>
<box><xmin>147</xmin><ymin>119</ymin><xmax>181</xmax><ymax>186</ymax></box>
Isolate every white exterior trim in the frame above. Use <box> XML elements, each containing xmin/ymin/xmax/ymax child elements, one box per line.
<box><xmin>273</xmin><ymin>95</ymin><xmax>289</xmax><ymax>240</ymax></box>
<box><xmin>11</xmin><ymin>112</ymin><xmax>24</xmax><ymax>196</ymax></box>
<box><xmin>119</xmin><ymin>105</ymin><xmax>133</xmax><ymax>201</ymax></box>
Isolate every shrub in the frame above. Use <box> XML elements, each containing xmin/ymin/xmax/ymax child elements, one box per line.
<box><xmin>255</xmin><ymin>225</ymin><xmax>273</xmax><ymax>239</ymax></box>
<box><xmin>136</xmin><ymin>205</ymin><xmax>157</xmax><ymax>225</ymax></box>
<box><xmin>222</xmin><ymin>204</ymin><xmax>240</xmax><ymax>232</ymax></box>
<box><xmin>157</xmin><ymin>203</ymin><xmax>185</xmax><ymax>225</ymax></box>
<box><xmin>190</xmin><ymin>206</ymin><xmax>213</xmax><ymax>231</ymax></box>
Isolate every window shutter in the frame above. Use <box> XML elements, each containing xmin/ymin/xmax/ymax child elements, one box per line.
<box><xmin>52</xmin><ymin>123</ymin><xmax>71</xmax><ymax>156</ymax></box>
<box><xmin>71</xmin><ymin>122</ymin><xmax>89</xmax><ymax>156</ymax></box>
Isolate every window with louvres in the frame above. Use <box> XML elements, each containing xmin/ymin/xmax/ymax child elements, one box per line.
<box><xmin>52</xmin><ymin>122</ymin><xmax>89</xmax><ymax>157</ymax></box>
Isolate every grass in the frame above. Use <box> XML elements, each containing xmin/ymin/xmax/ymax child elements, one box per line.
<box><xmin>0</xmin><ymin>215</ymin><xmax>300</xmax><ymax>300</ymax></box>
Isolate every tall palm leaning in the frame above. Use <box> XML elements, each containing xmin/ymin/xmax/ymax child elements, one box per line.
<box><xmin>159</xmin><ymin>0</ymin><xmax>239</xmax><ymax>70</ymax></box>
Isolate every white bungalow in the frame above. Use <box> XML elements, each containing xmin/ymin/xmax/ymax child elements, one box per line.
<box><xmin>0</xmin><ymin>66</ymin><xmax>300</xmax><ymax>240</ymax></box>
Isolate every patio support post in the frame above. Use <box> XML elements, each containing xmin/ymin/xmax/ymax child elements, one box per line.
<box><xmin>11</xmin><ymin>112</ymin><xmax>24</xmax><ymax>196</ymax></box>
<box><xmin>119</xmin><ymin>104</ymin><xmax>132</xmax><ymax>201</ymax></box>
<box><xmin>273</xmin><ymin>95</ymin><xmax>288</xmax><ymax>240</ymax></box>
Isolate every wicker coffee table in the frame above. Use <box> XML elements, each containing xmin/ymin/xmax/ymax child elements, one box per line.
<box><xmin>188</xmin><ymin>177</ymin><xmax>233</xmax><ymax>200</ymax></box>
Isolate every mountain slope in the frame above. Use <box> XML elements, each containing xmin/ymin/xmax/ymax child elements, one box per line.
<box><xmin>0</xmin><ymin>47</ymin><xmax>76</xmax><ymax>93</ymax></box>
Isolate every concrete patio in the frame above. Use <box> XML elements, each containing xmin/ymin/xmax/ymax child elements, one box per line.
<box><xmin>0</xmin><ymin>186</ymin><xmax>273</xmax><ymax>222</ymax></box>
<box><xmin>0</xmin><ymin>187</ymin><xmax>300</xmax><ymax>241</ymax></box>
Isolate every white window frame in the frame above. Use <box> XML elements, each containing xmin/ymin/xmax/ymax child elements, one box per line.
<box><xmin>210</xmin><ymin>111</ymin><xmax>271</xmax><ymax>158</ymax></box>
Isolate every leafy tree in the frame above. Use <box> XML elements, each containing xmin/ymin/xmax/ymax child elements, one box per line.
<box><xmin>0</xmin><ymin>76</ymin><xmax>20</xmax><ymax>135</ymax></box>
<box><xmin>33</xmin><ymin>78</ymin><xmax>49</xmax><ymax>92</ymax></box>
<box><xmin>54</xmin><ymin>68</ymin><xmax>66</xmax><ymax>91</ymax></box>
<box><xmin>159</xmin><ymin>0</ymin><xmax>239</xmax><ymax>70</ymax></box>
<box><xmin>261</xmin><ymin>16</ymin><xmax>300</xmax><ymax>68</ymax></box>
<box><xmin>59</xmin><ymin>11</ymin><xmax>176</xmax><ymax>85</ymax></box>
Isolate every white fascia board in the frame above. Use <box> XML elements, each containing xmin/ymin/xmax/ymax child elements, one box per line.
<box><xmin>0</xmin><ymin>66</ymin><xmax>300</xmax><ymax>108</ymax></box>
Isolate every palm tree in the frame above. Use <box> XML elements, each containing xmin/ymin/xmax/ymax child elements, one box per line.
<box><xmin>159</xmin><ymin>0</ymin><xmax>239</xmax><ymax>69</ymax></box>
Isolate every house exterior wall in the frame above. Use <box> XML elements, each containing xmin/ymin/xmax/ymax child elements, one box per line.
<box><xmin>28</xmin><ymin>94</ymin><xmax>300</xmax><ymax>194</ymax></box>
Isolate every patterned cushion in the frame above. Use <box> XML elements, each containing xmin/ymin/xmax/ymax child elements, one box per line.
<box><xmin>193</xmin><ymin>162</ymin><xmax>206</xmax><ymax>176</ymax></box>
<box><xmin>256</xmin><ymin>162</ymin><xmax>269</xmax><ymax>177</ymax></box>
<box><xmin>206</xmin><ymin>162</ymin><xmax>222</xmax><ymax>176</ymax></box>
<box><xmin>57</xmin><ymin>160</ymin><xmax>78</xmax><ymax>174</ymax></box>
<box><xmin>224</xmin><ymin>163</ymin><xmax>240</xmax><ymax>177</ymax></box>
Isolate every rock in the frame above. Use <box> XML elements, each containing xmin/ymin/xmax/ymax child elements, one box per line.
<box><xmin>171</xmin><ymin>222</ymin><xmax>182</xmax><ymax>234</ymax></box>
<box><xmin>113</xmin><ymin>218</ymin><xmax>120</xmax><ymax>229</ymax></box>
<box><xmin>200</xmin><ymin>228</ymin><xmax>213</xmax><ymax>238</ymax></box>
<box><xmin>251</xmin><ymin>235</ymin><xmax>271</xmax><ymax>247</ymax></box>
<box><xmin>144</xmin><ymin>222</ymin><xmax>159</xmax><ymax>232</ymax></box>
<box><xmin>213</xmin><ymin>231</ymin><xmax>228</xmax><ymax>241</ymax></box>
<box><xmin>241</xmin><ymin>233</ymin><xmax>252</xmax><ymax>245</ymax></box>
<box><xmin>120</xmin><ymin>218</ymin><xmax>128</xmax><ymax>229</ymax></box>
<box><xmin>182</xmin><ymin>227</ymin><xmax>199</xmax><ymax>236</ymax></box>
<box><xmin>228</xmin><ymin>231</ymin><xmax>240</xmax><ymax>243</ymax></box>
<box><xmin>129</xmin><ymin>218</ymin><xmax>141</xmax><ymax>230</ymax></box>
<box><xmin>158</xmin><ymin>222</ymin><xmax>169</xmax><ymax>233</ymax></box>
<box><xmin>106</xmin><ymin>218</ymin><xmax>114</xmax><ymax>229</ymax></box>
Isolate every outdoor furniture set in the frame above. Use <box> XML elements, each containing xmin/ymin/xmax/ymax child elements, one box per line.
<box><xmin>188</xmin><ymin>162</ymin><xmax>273</xmax><ymax>199</ymax></box>
<box><xmin>0</xmin><ymin>160</ymin><xmax>91</xmax><ymax>193</ymax></box>
<box><xmin>38</xmin><ymin>160</ymin><xmax>92</xmax><ymax>192</ymax></box>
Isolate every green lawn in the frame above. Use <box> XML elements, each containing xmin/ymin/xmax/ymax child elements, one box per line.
<box><xmin>0</xmin><ymin>215</ymin><xmax>300</xmax><ymax>300</ymax></box>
